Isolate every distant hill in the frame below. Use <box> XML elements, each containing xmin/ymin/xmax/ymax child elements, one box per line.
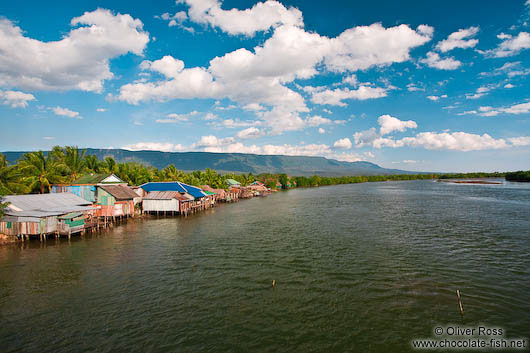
<box><xmin>2</xmin><ymin>148</ymin><xmax>420</xmax><ymax>176</ymax></box>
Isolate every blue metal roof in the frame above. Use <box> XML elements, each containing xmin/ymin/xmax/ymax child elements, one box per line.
<box><xmin>140</xmin><ymin>182</ymin><xmax>206</xmax><ymax>199</ymax></box>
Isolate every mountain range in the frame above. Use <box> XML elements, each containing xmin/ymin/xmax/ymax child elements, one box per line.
<box><xmin>2</xmin><ymin>149</ymin><xmax>419</xmax><ymax>176</ymax></box>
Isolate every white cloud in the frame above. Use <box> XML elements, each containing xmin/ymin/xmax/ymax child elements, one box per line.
<box><xmin>306</xmin><ymin>115</ymin><xmax>332</xmax><ymax>126</ymax></box>
<box><xmin>435</xmin><ymin>27</ymin><xmax>479</xmax><ymax>52</ymax></box>
<box><xmin>407</xmin><ymin>83</ymin><xmax>424</xmax><ymax>92</ymax></box>
<box><xmin>116</xmin><ymin>19</ymin><xmax>432</xmax><ymax>134</ymax></box>
<box><xmin>325</xmin><ymin>23</ymin><xmax>433</xmax><ymax>72</ymax></box>
<box><xmin>426</xmin><ymin>95</ymin><xmax>447</xmax><ymax>101</ymax></box>
<box><xmin>156</xmin><ymin>110</ymin><xmax>198</xmax><ymax>123</ymax></box>
<box><xmin>318</xmin><ymin>127</ymin><xmax>326</xmax><ymax>134</ymax></box>
<box><xmin>504</xmin><ymin>83</ymin><xmax>515</xmax><ymax>88</ymax></box>
<box><xmin>222</xmin><ymin>119</ymin><xmax>255</xmax><ymax>128</ymax></box>
<box><xmin>333</xmin><ymin>138</ymin><xmax>352</xmax><ymax>149</ymax></box>
<box><xmin>508</xmin><ymin>136</ymin><xmax>530</xmax><ymax>146</ymax></box>
<box><xmin>243</xmin><ymin>103</ymin><xmax>265</xmax><ymax>111</ymax></box>
<box><xmin>462</xmin><ymin>101</ymin><xmax>530</xmax><ymax>117</ymax></box>
<box><xmin>192</xmin><ymin>135</ymin><xmax>236</xmax><ymax>150</ymax></box>
<box><xmin>420</xmin><ymin>51</ymin><xmax>462</xmax><ymax>70</ymax></box>
<box><xmin>140</xmin><ymin>56</ymin><xmax>185</xmax><ymax>79</ymax></box>
<box><xmin>465</xmin><ymin>85</ymin><xmax>497</xmax><ymax>100</ymax></box>
<box><xmin>52</xmin><ymin>106</ymin><xmax>81</xmax><ymax>119</ymax></box>
<box><xmin>378</xmin><ymin>114</ymin><xmax>417</xmax><ymax>135</ymax></box>
<box><xmin>43</xmin><ymin>136</ymin><xmax>55</xmax><ymax>140</ymax></box>
<box><xmin>310</xmin><ymin>85</ymin><xmax>387</xmax><ymax>106</ymax></box>
<box><xmin>342</xmin><ymin>74</ymin><xmax>358</xmax><ymax>86</ymax></box>
<box><xmin>396</xmin><ymin>132</ymin><xmax>509</xmax><ymax>151</ymax></box>
<box><xmin>182</xmin><ymin>0</ymin><xmax>304</xmax><ymax>36</ymax></box>
<box><xmin>96</xmin><ymin>108</ymin><xmax>106</xmax><ymax>112</ymax></box>
<box><xmin>483</xmin><ymin>32</ymin><xmax>530</xmax><ymax>57</ymax></box>
<box><xmin>0</xmin><ymin>89</ymin><xmax>35</xmax><ymax>108</ymax></box>
<box><xmin>353</xmin><ymin>115</ymin><xmax>528</xmax><ymax>151</ymax></box>
<box><xmin>157</xmin><ymin>11</ymin><xmax>188</xmax><ymax>28</ymax></box>
<box><xmin>353</xmin><ymin>127</ymin><xmax>379</xmax><ymax>147</ymax></box>
<box><xmin>204</xmin><ymin>112</ymin><xmax>218</xmax><ymax>120</ymax></box>
<box><xmin>236</xmin><ymin>127</ymin><xmax>262</xmax><ymax>139</ymax></box>
<box><xmin>122</xmin><ymin>142</ymin><xmax>185</xmax><ymax>152</ymax></box>
<box><xmin>0</xmin><ymin>9</ymin><xmax>149</xmax><ymax>92</ymax></box>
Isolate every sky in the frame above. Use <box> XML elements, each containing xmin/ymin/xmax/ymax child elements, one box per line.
<box><xmin>1</xmin><ymin>0</ymin><xmax>530</xmax><ymax>172</ymax></box>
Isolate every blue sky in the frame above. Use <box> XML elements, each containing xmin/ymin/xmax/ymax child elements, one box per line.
<box><xmin>1</xmin><ymin>0</ymin><xmax>530</xmax><ymax>172</ymax></box>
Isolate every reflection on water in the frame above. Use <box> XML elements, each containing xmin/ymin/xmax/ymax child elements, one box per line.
<box><xmin>0</xmin><ymin>180</ymin><xmax>529</xmax><ymax>352</ymax></box>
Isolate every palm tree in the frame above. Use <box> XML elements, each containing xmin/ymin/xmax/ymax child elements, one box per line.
<box><xmin>0</xmin><ymin>153</ymin><xmax>27</xmax><ymax>194</ymax></box>
<box><xmin>63</xmin><ymin>146</ymin><xmax>86</xmax><ymax>183</ymax></box>
<box><xmin>18</xmin><ymin>151</ymin><xmax>63</xmax><ymax>193</ymax></box>
<box><xmin>104</xmin><ymin>157</ymin><xmax>116</xmax><ymax>173</ymax></box>
<box><xmin>85</xmin><ymin>154</ymin><xmax>101</xmax><ymax>173</ymax></box>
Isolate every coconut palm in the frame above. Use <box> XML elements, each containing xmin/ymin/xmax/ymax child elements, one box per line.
<box><xmin>0</xmin><ymin>153</ymin><xmax>27</xmax><ymax>194</ymax></box>
<box><xmin>18</xmin><ymin>151</ymin><xmax>63</xmax><ymax>193</ymax></box>
<box><xmin>63</xmin><ymin>146</ymin><xmax>87</xmax><ymax>183</ymax></box>
<box><xmin>85</xmin><ymin>154</ymin><xmax>101</xmax><ymax>173</ymax></box>
<box><xmin>104</xmin><ymin>157</ymin><xmax>116</xmax><ymax>173</ymax></box>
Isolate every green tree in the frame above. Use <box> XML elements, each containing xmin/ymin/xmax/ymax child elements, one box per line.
<box><xmin>85</xmin><ymin>154</ymin><xmax>101</xmax><ymax>173</ymax></box>
<box><xmin>0</xmin><ymin>153</ymin><xmax>27</xmax><ymax>194</ymax></box>
<box><xmin>18</xmin><ymin>151</ymin><xmax>63</xmax><ymax>193</ymax></box>
<box><xmin>62</xmin><ymin>146</ymin><xmax>86</xmax><ymax>183</ymax></box>
<box><xmin>104</xmin><ymin>157</ymin><xmax>116</xmax><ymax>173</ymax></box>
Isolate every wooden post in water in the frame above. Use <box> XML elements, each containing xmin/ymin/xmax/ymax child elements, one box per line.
<box><xmin>456</xmin><ymin>289</ymin><xmax>464</xmax><ymax>316</ymax></box>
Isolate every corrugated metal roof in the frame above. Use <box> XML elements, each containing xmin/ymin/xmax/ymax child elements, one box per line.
<box><xmin>99</xmin><ymin>185</ymin><xmax>138</xmax><ymax>200</ymax></box>
<box><xmin>143</xmin><ymin>191</ymin><xmax>181</xmax><ymax>200</ymax></box>
<box><xmin>3</xmin><ymin>206</ymin><xmax>97</xmax><ymax>220</ymax></box>
<box><xmin>226</xmin><ymin>178</ymin><xmax>241</xmax><ymax>186</ymax></box>
<box><xmin>140</xmin><ymin>182</ymin><xmax>206</xmax><ymax>199</ymax></box>
<box><xmin>2</xmin><ymin>193</ymin><xmax>91</xmax><ymax>211</ymax></box>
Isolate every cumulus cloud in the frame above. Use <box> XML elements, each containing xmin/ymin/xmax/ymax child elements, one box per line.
<box><xmin>396</xmin><ymin>132</ymin><xmax>509</xmax><ymax>151</ymax></box>
<box><xmin>333</xmin><ymin>138</ymin><xmax>352</xmax><ymax>149</ymax></box>
<box><xmin>318</xmin><ymin>128</ymin><xmax>326</xmax><ymax>134</ymax></box>
<box><xmin>435</xmin><ymin>27</ymin><xmax>479</xmax><ymax>52</ymax></box>
<box><xmin>140</xmin><ymin>56</ymin><xmax>185</xmax><ymax>79</ymax></box>
<box><xmin>123</xmin><ymin>142</ymin><xmax>185</xmax><ymax>152</ymax></box>
<box><xmin>305</xmin><ymin>115</ymin><xmax>332</xmax><ymax>126</ymax></box>
<box><xmin>325</xmin><ymin>23</ymin><xmax>433</xmax><ymax>72</ymax></box>
<box><xmin>508</xmin><ymin>136</ymin><xmax>530</xmax><ymax>146</ymax></box>
<box><xmin>0</xmin><ymin>9</ymin><xmax>149</xmax><ymax>92</ymax></box>
<box><xmin>378</xmin><ymin>114</ymin><xmax>417</xmax><ymax>135</ymax></box>
<box><xmin>96</xmin><ymin>108</ymin><xmax>106</xmax><ymax>112</ymax></box>
<box><xmin>482</xmin><ymin>32</ymin><xmax>530</xmax><ymax>57</ymax></box>
<box><xmin>0</xmin><ymin>89</ymin><xmax>35</xmax><ymax>108</ymax></box>
<box><xmin>116</xmin><ymin>7</ymin><xmax>432</xmax><ymax>134</ymax></box>
<box><xmin>221</xmin><ymin>119</ymin><xmax>256</xmax><ymax>128</ymax></box>
<box><xmin>236</xmin><ymin>127</ymin><xmax>262</xmax><ymax>139</ymax></box>
<box><xmin>181</xmin><ymin>0</ymin><xmax>304</xmax><ymax>36</ymax></box>
<box><xmin>420</xmin><ymin>51</ymin><xmax>462</xmax><ymax>70</ymax></box>
<box><xmin>52</xmin><ymin>106</ymin><xmax>81</xmax><ymax>119</ymax></box>
<box><xmin>310</xmin><ymin>85</ymin><xmax>387</xmax><ymax>106</ymax></box>
<box><xmin>352</xmin><ymin>114</ymin><xmax>529</xmax><ymax>151</ymax></box>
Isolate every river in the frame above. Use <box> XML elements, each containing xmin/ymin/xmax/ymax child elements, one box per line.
<box><xmin>1</xmin><ymin>180</ymin><xmax>529</xmax><ymax>352</ymax></box>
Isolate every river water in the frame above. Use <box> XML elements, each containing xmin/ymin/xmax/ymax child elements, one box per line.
<box><xmin>1</xmin><ymin>180</ymin><xmax>529</xmax><ymax>352</ymax></box>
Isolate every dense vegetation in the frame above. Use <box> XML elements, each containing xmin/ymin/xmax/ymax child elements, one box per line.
<box><xmin>0</xmin><ymin>146</ymin><xmax>511</xmax><ymax>209</ymax></box>
<box><xmin>505</xmin><ymin>170</ymin><xmax>530</xmax><ymax>182</ymax></box>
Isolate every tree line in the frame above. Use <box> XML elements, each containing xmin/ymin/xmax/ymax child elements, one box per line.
<box><xmin>505</xmin><ymin>171</ymin><xmax>530</xmax><ymax>182</ymax></box>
